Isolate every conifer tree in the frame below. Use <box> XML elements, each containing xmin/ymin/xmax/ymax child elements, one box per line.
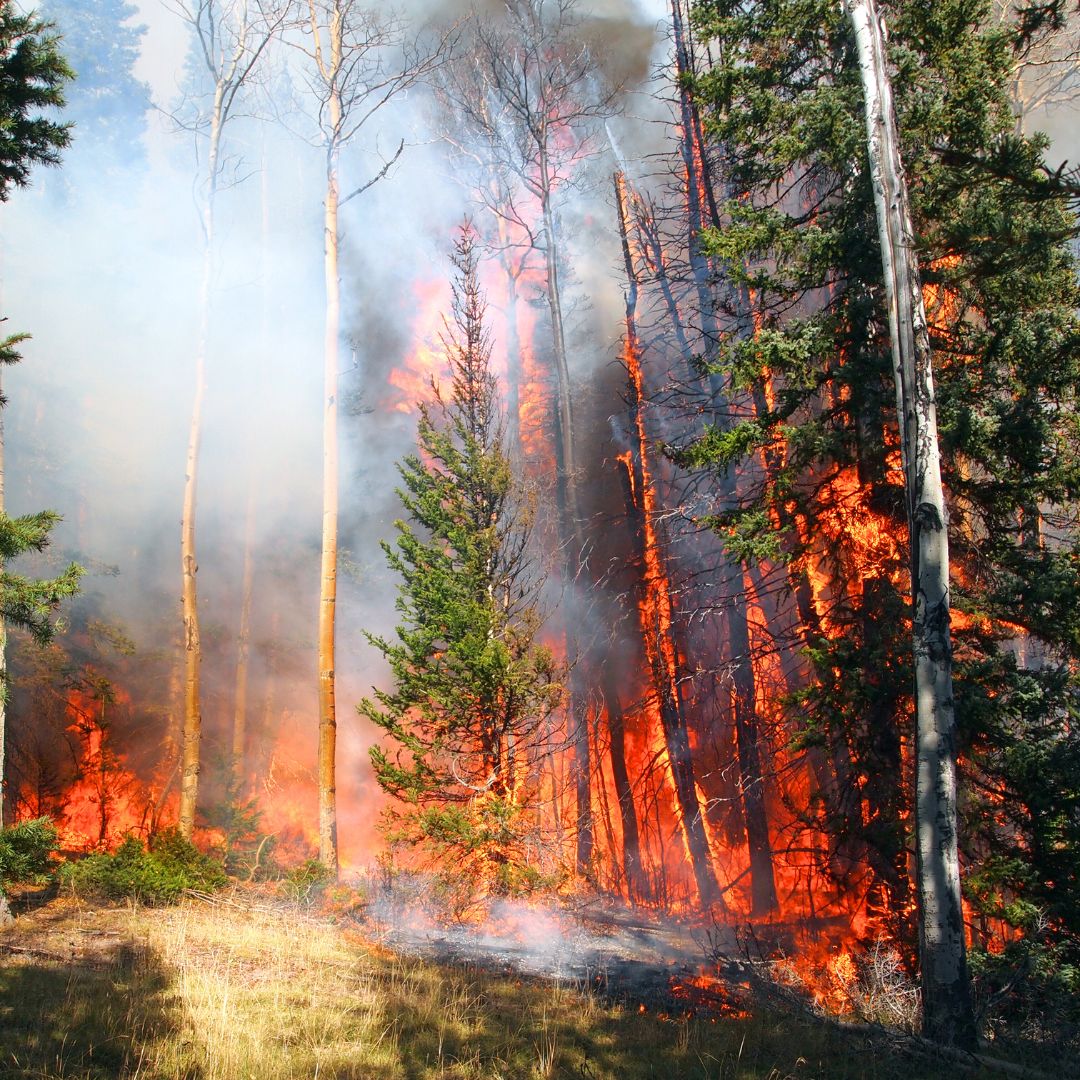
<box><xmin>0</xmin><ymin>3</ymin><xmax>81</xmax><ymax>826</ymax></box>
<box><xmin>361</xmin><ymin>227</ymin><xmax>563</xmax><ymax>885</ymax></box>
<box><xmin>0</xmin><ymin>2</ymin><xmax>70</xmax><ymax>194</ymax></box>
<box><xmin>687</xmin><ymin>0</ymin><xmax>1080</xmax><ymax>1044</ymax></box>
<box><xmin>37</xmin><ymin>0</ymin><xmax>150</xmax><ymax>170</ymax></box>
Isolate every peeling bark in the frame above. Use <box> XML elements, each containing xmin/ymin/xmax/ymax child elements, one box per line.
<box><xmin>845</xmin><ymin>0</ymin><xmax>975</xmax><ymax>1047</ymax></box>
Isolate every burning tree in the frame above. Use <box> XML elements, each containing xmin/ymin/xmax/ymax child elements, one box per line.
<box><xmin>361</xmin><ymin>227</ymin><xmax>563</xmax><ymax>889</ymax></box>
<box><xmin>689</xmin><ymin>0</ymin><xmax>1080</xmax><ymax>1046</ymax></box>
<box><xmin>439</xmin><ymin>0</ymin><xmax>619</xmax><ymax>875</ymax></box>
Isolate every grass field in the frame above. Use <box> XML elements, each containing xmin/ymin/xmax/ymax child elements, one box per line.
<box><xmin>0</xmin><ymin>893</ymin><xmax>1028</xmax><ymax>1079</ymax></box>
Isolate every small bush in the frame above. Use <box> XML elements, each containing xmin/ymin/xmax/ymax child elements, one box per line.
<box><xmin>0</xmin><ymin>817</ymin><xmax>59</xmax><ymax>884</ymax></box>
<box><xmin>971</xmin><ymin>936</ymin><xmax>1080</xmax><ymax>1059</ymax></box>
<box><xmin>280</xmin><ymin>858</ymin><xmax>332</xmax><ymax>907</ymax></box>
<box><xmin>61</xmin><ymin>830</ymin><xmax>226</xmax><ymax>905</ymax></box>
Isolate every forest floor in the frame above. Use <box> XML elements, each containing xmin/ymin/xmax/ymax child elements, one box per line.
<box><xmin>0</xmin><ymin>883</ymin><xmax>1056</xmax><ymax>1080</ymax></box>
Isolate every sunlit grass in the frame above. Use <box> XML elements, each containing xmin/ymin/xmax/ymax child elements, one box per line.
<box><xmin>0</xmin><ymin>899</ymin><xmax>1008</xmax><ymax>1079</ymax></box>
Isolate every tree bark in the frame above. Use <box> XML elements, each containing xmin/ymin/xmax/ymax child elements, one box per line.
<box><xmin>845</xmin><ymin>0</ymin><xmax>975</xmax><ymax>1047</ymax></box>
<box><xmin>318</xmin><ymin>126</ymin><xmax>341</xmax><ymax>878</ymax></box>
<box><xmin>178</xmin><ymin>86</ymin><xmax>223</xmax><ymax>839</ymax></box>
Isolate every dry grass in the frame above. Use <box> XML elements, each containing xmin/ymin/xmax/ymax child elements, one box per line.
<box><xmin>0</xmin><ymin>896</ymin><xmax>1011</xmax><ymax>1079</ymax></box>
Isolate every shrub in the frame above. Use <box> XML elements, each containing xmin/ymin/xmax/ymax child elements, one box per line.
<box><xmin>61</xmin><ymin>830</ymin><xmax>226</xmax><ymax>905</ymax></box>
<box><xmin>279</xmin><ymin>858</ymin><xmax>333</xmax><ymax>907</ymax></box>
<box><xmin>971</xmin><ymin>933</ymin><xmax>1080</xmax><ymax>1060</ymax></box>
<box><xmin>0</xmin><ymin>817</ymin><xmax>59</xmax><ymax>885</ymax></box>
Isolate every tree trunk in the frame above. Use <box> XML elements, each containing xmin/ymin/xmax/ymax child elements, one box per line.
<box><xmin>178</xmin><ymin>90</ymin><xmax>223</xmax><ymax>838</ymax></box>
<box><xmin>538</xmin><ymin>153</ymin><xmax>591</xmax><ymax>874</ymax></box>
<box><xmin>725</xmin><ymin>587</ymin><xmax>779</xmax><ymax>916</ymax></box>
<box><xmin>614</xmin><ymin>170</ymin><xmax>721</xmax><ymax>909</ymax></box>
<box><xmin>318</xmin><ymin>88</ymin><xmax>342</xmax><ymax>878</ymax></box>
<box><xmin>845</xmin><ymin>0</ymin><xmax>974</xmax><ymax>1047</ymax></box>
<box><xmin>601</xmin><ymin>671</ymin><xmax>649</xmax><ymax>903</ymax></box>
<box><xmin>670</xmin><ymin>8</ymin><xmax>781</xmax><ymax>913</ymax></box>
<box><xmin>494</xmin><ymin>215</ymin><xmax>523</xmax><ymax>455</ymax></box>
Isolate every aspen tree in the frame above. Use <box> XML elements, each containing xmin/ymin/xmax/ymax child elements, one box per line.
<box><xmin>843</xmin><ymin>0</ymin><xmax>975</xmax><ymax>1045</ymax></box>
<box><xmin>165</xmin><ymin>0</ymin><xmax>288</xmax><ymax>838</ymax></box>
<box><xmin>293</xmin><ymin>0</ymin><xmax>448</xmax><ymax>876</ymax></box>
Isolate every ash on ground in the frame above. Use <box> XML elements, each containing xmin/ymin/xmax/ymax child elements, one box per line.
<box><xmin>365</xmin><ymin>881</ymin><xmax>753</xmax><ymax>1016</ymax></box>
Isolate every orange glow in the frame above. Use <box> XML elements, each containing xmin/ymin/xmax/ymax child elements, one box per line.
<box><xmin>385</xmin><ymin>279</ymin><xmax>453</xmax><ymax>413</ymax></box>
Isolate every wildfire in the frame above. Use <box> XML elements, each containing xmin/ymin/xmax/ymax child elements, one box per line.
<box><xmin>384</xmin><ymin>279</ymin><xmax>452</xmax><ymax>413</ymax></box>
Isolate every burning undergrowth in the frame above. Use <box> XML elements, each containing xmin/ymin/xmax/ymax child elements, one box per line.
<box><xmin>360</xmin><ymin>870</ymin><xmax>908</xmax><ymax>1028</ymax></box>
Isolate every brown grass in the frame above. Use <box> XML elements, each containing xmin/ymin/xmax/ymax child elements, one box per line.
<box><xmin>0</xmin><ymin>894</ymin><xmax>1011</xmax><ymax>1079</ymax></box>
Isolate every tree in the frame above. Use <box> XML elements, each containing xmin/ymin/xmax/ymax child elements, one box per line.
<box><xmin>37</xmin><ymin>0</ymin><xmax>150</xmax><ymax>169</ymax></box>
<box><xmin>291</xmin><ymin>0</ymin><xmax>448</xmax><ymax>877</ymax></box>
<box><xmin>844</xmin><ymin>0</ymin><xmax>972</xmax><ymax>1046</ymax></box>
<box><xmin>165</xmin><ymin>0</ymin><xmax>289</xmax><ymax>839</ymax></box>
<box><xmin>361</xmin><ymin>227</ymin><xmax>563</xmax><ymax>886</ymax></box>
<box><xmin>440</xmin><ymin>0</ymin><xmax>618</xmax><ymax>873</ymax></box>
<box><xmin>993</xmin><ymin>0</ymin><xmax>1080</xmax><ymax>132</ymax></box>
<box><xmin>688</xmin><ymin>0</ymin><xmax>1079</xmax><ymax>1045</ymax></box>
<box><xmin>0</xmin><ymin>4</ymin><xmax>81</xmax><ymax>825</ymax></box>
<box><xmin>0</xmin><ymin>2</ymin><xmax>70</xmax><ymax>195</ymax></box>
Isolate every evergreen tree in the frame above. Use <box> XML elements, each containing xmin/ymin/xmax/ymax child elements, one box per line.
<box><xmin>0</xmin><ymin>1</ymin><xmax>70</xmax><ymax>195</ymax></box>
<box><xmin>0</xmin><ymin>7</ymin><xmax>79</xmax><ymax>638</ymax></box>
<box><xmin>0</xmin><ymin>3</ymin><xmax>80</xmax><ymax>826</ymax></box>
<box><xmin>686</xmin><ymin>0</ymin><xmax>1080</xmax><ymax>1039</ymax></box>
<box><xmin>361</xmin><ymin>228</ymin><xmax>563</xmax><ymax>888</ymax></box>
<box><xmin>37</xmin><ymin>0</ymin><xmax>150</xmax><ymax>169</ymax></box>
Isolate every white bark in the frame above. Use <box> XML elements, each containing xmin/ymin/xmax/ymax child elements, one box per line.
<box><xmin>295</xmin><ymin>1</ymin><xmax>448</xmax><ymax>877</ymax></box>
<box><xmin>845</xmin><ymin>0</ymin><xmax>975</xmax><ymax>1048</ymax></box>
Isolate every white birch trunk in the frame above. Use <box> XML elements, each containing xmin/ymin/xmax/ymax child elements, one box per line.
<box><xmin>845</xmin><ymin>0</ymin><xmax>975</xmax><ymax>1048</ymax></box>
<box><xmin>178</xmin><ymin>87</ymin><xmax>222</xmax><ymax>839</ymax></box>
<box><xmin>315</xmin><ymin>4</ymin><xmax>343</xmax><ymax>877</ymax></box>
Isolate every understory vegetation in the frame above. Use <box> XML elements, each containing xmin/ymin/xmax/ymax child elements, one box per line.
<box><xmin>0</xmin><ymin>898</ymin><xmax>1024</xmax><ymax>1080</ymax></box>
<box><xmin>58</xmin><ymin>829</ymin><xmax>227</xmax><ymax>905</ymax></box>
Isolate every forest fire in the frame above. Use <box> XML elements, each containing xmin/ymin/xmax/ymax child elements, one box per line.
<box><xmin>2</xmin><ymin>0</ymin><xmax>1077</xmax><ymax>1068</ymax></box>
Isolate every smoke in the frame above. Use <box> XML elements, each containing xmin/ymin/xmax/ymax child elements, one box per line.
<box><xmin>0</xmin><ymin>0</ymin><xmax>669</xmax><ymax>864</ymax></box>
<box><xmin>370</xmin><ymin>879</ymin><xmax>719</xmax><ymax>983</ymax></box>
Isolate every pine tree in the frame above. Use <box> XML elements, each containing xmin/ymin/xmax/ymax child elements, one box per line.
<box><xmin>37</xmin><ymin>0</ymin><xmax>150</xmax><ymax>170</ymax></box>
<box><xmin>361</xmin><ymin>228</ymin><xmax>563</xmax><ymax>889</ymax></box>
<box><xmin>0</xmin><ymin>2</ymin><xmax>70</xmax><ymax>195</ymax></box>
<box><xmin>0</xmin><ymin>3</ymin><xmax>80</xmax><ymax>826</ymax></box>
<box><xmin>687</xmin><ymin>0</ymin><xmax>1080</xmax><ymax>1043</ymax></box>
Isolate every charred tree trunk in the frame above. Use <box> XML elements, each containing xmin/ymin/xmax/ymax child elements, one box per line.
<box><xmin>601</xmin><ymin>670</ymin><xmax>649</xmax><ymax>903</ymax></box>
<box><xmin>615</xmin><ymin>172</ymin><xmax>722</xmax><ymax>909</ymax></box>
<box><xmin>724</xmin><ymin>587</ymin><xmax>779</xmax><ymax>916</ymax></box>
<box><xmin>846</xmin><ymin>0</ymin><xmax>974</xmax><ymax>1047</ymax></box>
